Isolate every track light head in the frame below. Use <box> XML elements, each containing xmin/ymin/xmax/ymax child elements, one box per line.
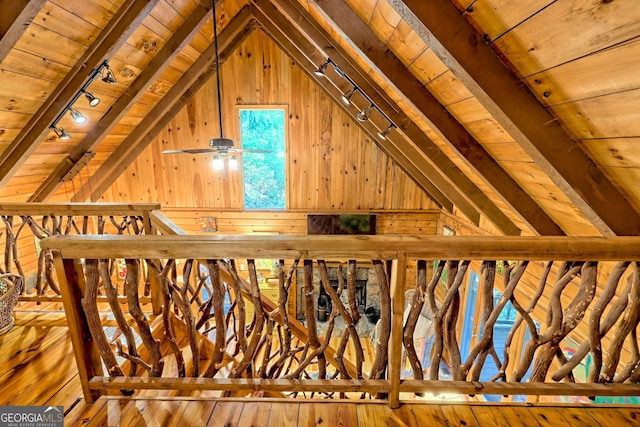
<box><xmin>101</xmin><ymin>66</ymin><xmax>117</xmax><ymax>84</ymax></box>
<box><xmin>377</xmin><ymin>124</ymin><xmax>395</xmax><ymax>140</ymax></box>
<box><xmin>357</xmin><ymin>105</ymin><xmax>373</xmax><ymax>122</ymax></box>
<box><xmin>314</xmin><ymin>60</ymin><xmax>329</xmax><ymax>77</ymax></box>
<box><xmin>53</xmin><ymin>126</ymin><xmax>71</xmax><ymax>140</ymax></box>
<box><xmin>69</xmin><ymin>108</ymin><xmax>87</xmax><ymax>124</ymax></box>
<box><xmin>83</xmin><ymin>90</ymin><xmax>100</xmax><ymax>107</ymax></box>
<box><xmin>341</xmin><ymin>88</ymin><xmax>357</xmax><ymax>105</ymax></box>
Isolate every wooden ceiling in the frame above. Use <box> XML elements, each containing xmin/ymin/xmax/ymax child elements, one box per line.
<box><xmin>0</xmin><ymin>0</ymin><xmax>639</xmax><ymax>237</ymax></box>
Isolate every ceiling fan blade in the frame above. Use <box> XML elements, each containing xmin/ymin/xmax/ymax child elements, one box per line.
<box><xmin>162</xmin><ymin>148</ymin><xmax>218</xmax><ymax>154</ymax></box>
<box><xmin>228</xmin><ymin>148</ymin><xmax>271</xmax><ymax>153</ymax></box>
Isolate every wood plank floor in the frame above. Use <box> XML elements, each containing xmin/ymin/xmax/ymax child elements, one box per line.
<box><xmin>2</xmin><ymin>310</ymin><xmax>640</xmax><ymax>426</ymax></box>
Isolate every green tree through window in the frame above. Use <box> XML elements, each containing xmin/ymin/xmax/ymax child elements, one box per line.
<box><xmin>240</xmin><ymin>108</ymin><xmax>286</xmax><ymax>210</ymax></box>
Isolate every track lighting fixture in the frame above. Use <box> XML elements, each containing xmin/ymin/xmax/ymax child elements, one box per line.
<box><xmin>314</xmin><ymin>59</ymin><xmax>330</xmax><ymax>77</ymax></box>
<box><xmin>52</xmin><ymin>127</ymin><xmax>71</xmax><ymax>140</ymax></box>
<box><xmin>49</xmin><ymin>60</ymin><xmax>116</xmax><ymax>139</ymax></box>
<box><xmin>83</xmin><ymin>90</ymin><xmax>100</xmax><ymax>107</ymax></box>
<box><xmin>341</xmin><ymin>87</ymin><xmax>357</xmax><ymax>105</ymax></box>
<box><xmin>357</xmin><ymin>104</ymin><xmax>373</xmax><ymax>122</ymax></box>
<box><xmin>101</xmin><ymin>65</ymin><xmax>117</xmax><ymax>84</ymax></box>
<box><xmin>316</xmin><ymin>57</ymin><xmax>397</xmax><ymax>140</ymax></box>
<box><xmin>69</xmin><ymin>109</ymin><xmax>87</xmax><ymax>124</ymax></box>
<box><xmin>377</xmin><ymin>124</ymin><xmax>395</xmax><ymax>140</ymax></box>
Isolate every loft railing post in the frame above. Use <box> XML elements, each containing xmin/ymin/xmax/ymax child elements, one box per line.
<box><xmin>388</xmin><ymin>251</ymin><xmax>407</xmax><ymax>408</ymax></box>
<box><xmin>141</xmin><ymin>210</ymin><xmax>154</xmax><ymax>235</ymax></box>
<box><xmin>52</xmin><ymin>252</ymin><xmax>104</xmax><ymax>403</ymax></box>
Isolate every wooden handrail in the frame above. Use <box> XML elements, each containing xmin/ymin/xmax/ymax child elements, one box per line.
<box><xmin>0</xmin><ymin>202</ymin><xmax>161</xmax><ymax>216</ymax></box>
<box><xmin>41</xmin><ymin>234</ymin><xmax>640</xmax><ymax>260</ymax></box>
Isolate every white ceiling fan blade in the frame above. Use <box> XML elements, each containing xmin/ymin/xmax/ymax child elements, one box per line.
<box><xmin>162</xmin><ymin>148</ymin><xmax>218</xmax><ymax>154</ymax></box>
<box><xmin>228</xmin><ymin>148</ymin><xmax>271</xmax><ymax>153</ymax></box>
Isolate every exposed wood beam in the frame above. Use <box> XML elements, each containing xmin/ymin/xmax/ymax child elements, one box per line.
<box><xmin>0</xmin><ymin>0</ymin><xmax>159</xmax><ymax>189</ymax></box>
<box><xmin>252</xmin><ymin>7</ymin><xmax>460</xmax><ymax>215</ymax></box>
<box><xmin>73</xmin><ymin>8</ymin><xmax>256</xmax><ymax>202</ymax></box>
<box><xmin>387</xmin><ymin>0</ymin><xmax>640</xmax><ymax>236</ymax></box>
<box><xmin>0</xmin><ymin>0</ymin><xmax>46</xmax><ymax>63</ymax></box>
<box><xmin>30</xmin><ymin>2</ymin><xmax>212</xmax><ymax>202</ymax></box>
<box><xmin>259</xmin><ymin>0</ymin><xmax>519</xmax><ymax>235</ymax></box>
<box><xmin>309</xmin><ymin>0</ymin><xmax>563</xmax><ymax>236</ymax></box>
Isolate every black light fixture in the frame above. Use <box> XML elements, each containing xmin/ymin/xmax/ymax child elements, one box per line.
<box><xmin>49</xmin><ymin>60</ymin><xmax>116</xmax><ymax>140</ymax></box>
<box><xmin>315</xmin><ymin>57</ymin><xmax>397</xmax><ymax>140</ymax></box>
<box><xmin>101</xmin><ymin>64</ymin><xmax>117</xmax><ymax>84</ymax></box>
<box><xmin>341</xmin><ymin>87</ymin><xmax>357</xmax><ymax>105</ymax></box>
<box><xmin>83</xmin><ymin>90</ymin><xmax>100</xmax><ymax>107</ymax></box>
<box><xmin>53</xmin><ymin>127</ymin><xmax>71</xmax><ymax>140</ymax></box>
<box><xmin>314</xmin><ymin>59</ymin><xmax>330</xmax><ymax>77</ymax></box>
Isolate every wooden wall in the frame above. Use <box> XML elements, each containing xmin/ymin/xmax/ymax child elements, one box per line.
<box><xmin>100</xmin><ymin>30</ymin><xmax>438</xmax><ymax>213</ymax></box>
<box><xmin>159</xmin><ymin>208</ymin><xmax>441</xmax><ymax>236</ymax></box>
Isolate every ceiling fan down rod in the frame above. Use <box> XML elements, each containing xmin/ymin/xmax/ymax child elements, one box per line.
<box><xmin>212</xmin><ymin>2</ymin><xmax>225</xmax><ymax>142</ymax></box>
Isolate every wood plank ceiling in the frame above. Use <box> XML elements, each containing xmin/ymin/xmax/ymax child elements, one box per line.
<box><xmin>0</xmin><ymin>0</ymin><xmax>638</xmax><ymax>237</ymax></box>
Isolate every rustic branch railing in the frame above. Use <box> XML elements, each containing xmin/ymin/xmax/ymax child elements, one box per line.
<box><xmin>0</xmin><ymin>203</ymin><xmax>161</xmax><ymax>312</ymax></box>
<box><xmin>41</xmin><ymin>234</ymin><xmax>640</xmax><ymax>408</ymax></box>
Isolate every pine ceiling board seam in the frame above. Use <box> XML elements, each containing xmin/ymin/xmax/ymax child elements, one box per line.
<box><xmin>14</xmin><ymin>21</ymin><xmax>88</xmax><ymax>65</ymax></box>
<box><xmin>256</xmin><ymin>10</ymin><xmax>456</xmax><ymax>213</ymax></box>
<box><xmin>74</xmin><ymin>6</ymin><xmax>256</xmax><ymax>202</ymax></box>
<box><xmin>389</xmin><ymin>0</ymin><xmax>640</xmax><ymax>236</ymax></box>
<box><xmin>35</xmin><ymin>2</ymin><xmax>104</xmax><ymax>48</ymax></box>
<box><xmin>551</xmin><ymin>88</ymin><xmax>640</xmax><ymax>140</ymax></box>
<box><xmin>0</xmin><ymin>0</ymin><xmax>47</xmax><ymax>65</ymax></box>
<box><xmin>264</xmin><ymin>0</ymin><xmax>522</xmax><ymax>233</ymax></box>
<box><xmin>491</xmin><ymin>0</ymin><xmax>640</xmax><ymax>78</ymax></box>
<box><xmin>30</xmin><ymin>2</ymin><xmax>212</xmax><ymax>202</ymax></box>
<box><xmin>524</xmin><ymin>38</ymin><xmax>640</xmax><ymax>108</ymax></box>
<box><xmin>51</xmin><ymin>0</ymin><xmax>122</xmax><ymax>29</ymax></box>
<box><xmin>407</xmin><ymin>48</ymin><xmax>447</xmax><ymax>84</ymax></box>
<box><xmin>0</xmin><ymin>0</ymin><xmax>159</xmax><ymax>192</ymax></box>
<box><xmin>0</xmin><ymin>50</ymin><xmax>71</xmax><ymax>83</ymax></box>
<box><xmin>463</xmin><ymin>0</ymin><xmax>554</xmax><ymax>44</ymax></box>
<box><xmin>309</xmin><ymin>0</ymin><xmax>560</xmax><ymax>235</ymax></box>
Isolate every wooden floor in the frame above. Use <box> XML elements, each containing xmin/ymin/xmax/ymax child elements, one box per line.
<box><xmin>3</xmin><ymin>308</ymin><xmax>640</xmax><ymax>426</ymax></box>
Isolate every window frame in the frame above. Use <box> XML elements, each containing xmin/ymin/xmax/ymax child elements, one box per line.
<box><xmin>236</xmin><ymin>105</ymin><xmax>289</xmax><ymax>211</ymax></box>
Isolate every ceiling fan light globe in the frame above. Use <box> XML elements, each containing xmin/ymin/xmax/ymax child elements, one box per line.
<box><xmin>228</xmin><ymin>156</ymin><xmax>238</xmax><ymax>170</ymax></box>
<box><xmin>212</xmin><ymin>156</ymin><xmax>224</xmax><ymax>170</ymax></box>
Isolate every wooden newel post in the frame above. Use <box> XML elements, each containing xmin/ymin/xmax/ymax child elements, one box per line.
<box><xmin>389</xmin><ymin>252</ymin><xmax>407</xmax><ymax>408</ymax></box>
<box><xmin>52</xmin><ymin>253</ymin><xmax>104</xmax><ymax>403</ymax></box>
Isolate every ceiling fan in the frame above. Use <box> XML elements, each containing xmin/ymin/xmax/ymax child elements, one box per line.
<box><xmin>162</xmin><ymin>3</ymin><xmax>269</xmax><ymax>159</ymax></box>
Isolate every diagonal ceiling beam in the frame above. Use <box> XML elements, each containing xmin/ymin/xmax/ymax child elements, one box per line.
<box><xmin>0</xmin><ymin>0</ymin><xmax>159</xmax><ymax>189</ymax></box>
<box><xmin>309</xmin><ymin>0</ymin><xmax>563</xmax><ymax>236</ymax></box>
<box><xmin>72</xmin><ymin>7</ymin><xmax>256</xmax><ymax>202</ymax></box>
<box><xmin>253</xmin><ymin>9</ymin><xmax>456</xmax><ymax>212</ymax></box>
<box><xmin>29</xmin><ymin>1</ymin><xmax>212</xmax><ymax>202</ymax></box>
<box><xmin>0</xmin><ymin>0</ymin><xmax>46</xmax><ymax>64</ymax></box>
<box><xmin>260</xmin><ymin>0</ymin><xmax>519</xmax><ymax>234</ymax></box>
<box><xmin>387</xmin><ymin>0</ymin><xmax>640</xmax><ymax>236</ymax></box>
